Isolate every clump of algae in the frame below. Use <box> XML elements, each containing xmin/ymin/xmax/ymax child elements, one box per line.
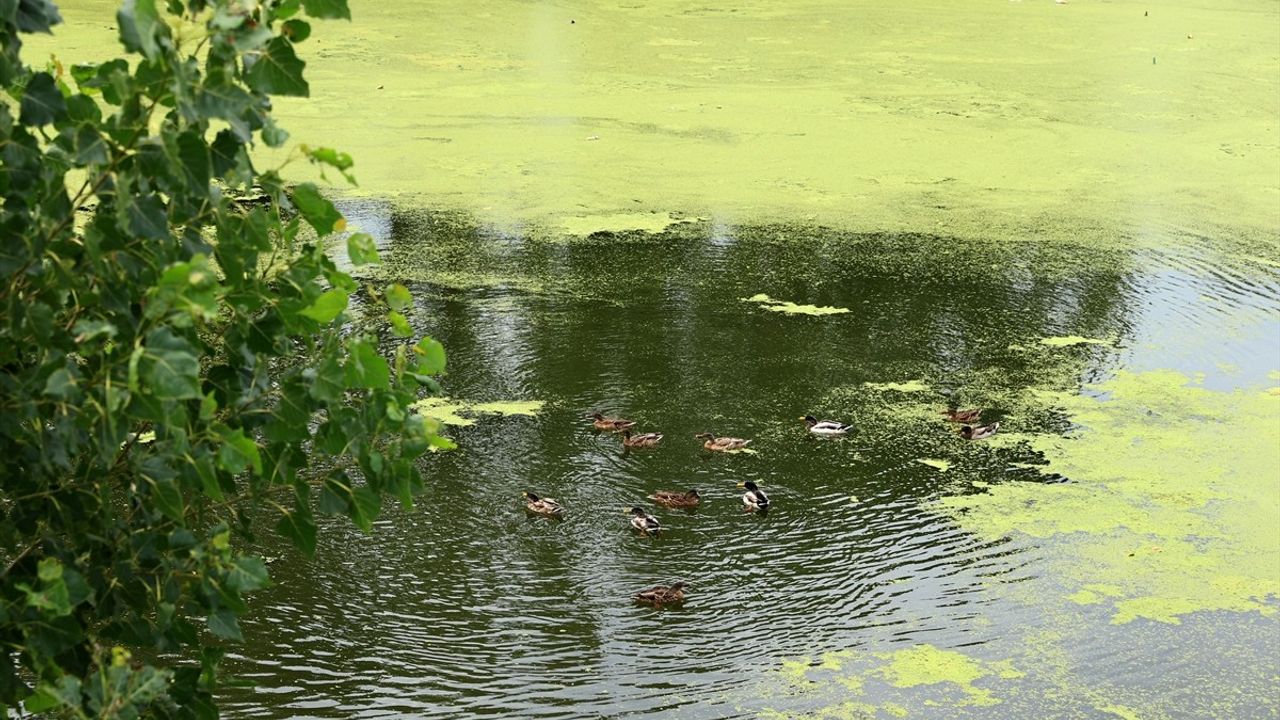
<box><xmin>1038</xmin><ymin>335</ymin><xmax>1115</xmax><ymax>348</ymax></box>
<box><xmin>741</xmin><ymin>293</ymin><xmax>851</xmax><ymax>316</ymax></box>
<box><xmin>939</xmin><ymin>369</ymin><xmax>1280</xmax><ymax>624</ymax></box>
<box><xmin>410</xmin><ymin>397</ymin><xmax>544</xmax><ymax>427</ymax></box>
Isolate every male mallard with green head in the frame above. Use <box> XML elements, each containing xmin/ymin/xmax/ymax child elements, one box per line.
<box><xmin>622</xmin><ymin>430</ymin><xmax>663</xmax><ymax>448</ymax></box>
<box><xmin>960</xmin><ymin>422</ymin><xmax>1000</xmax><ymax>441</ymax></box>
<box><xmin>592</xmin><ymin>412</ymin><xmax>636</xmax><ymax>432</ymax></box>
<box><xmin>649</xmin><ymin>489</ymin><xmax>700</xmax><ymax>508</ymax></box>
<box><xmin>801</xmin><ymin>415</ymin><xmax>853</xmax><ymax>435</ymax></box>
<box><xmin>634</xmin><ymin>581</ymin><xmax>688</xmax><ymax>607</ymax></box>
<box><xmin>736</xmin><ymin>480</ymin><xmax>770</xmax><ymax>510</ymax></box>
<box><xmin>522</xmin><ymin>491</ymin><xmax>564</xmax><ymax>516</ymax></box>
<box><xmin>626</xmin><ymin>506</ymin><xmax>661</xmax><ymax>534</ymax></box>
<box><xmin>695</xmin><ymin>432</ymin><xmax>751</xmax><ymax>452</ymax></box>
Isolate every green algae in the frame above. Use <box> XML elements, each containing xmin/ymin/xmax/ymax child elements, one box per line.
<box><xmin>1039</xmin><ymin>335</ymin><xmax>1115</xmax><ymax>348</ymax></box>
<box><xmin>916</xmin><ymin>458</ymin><xmax>952</xmax><ymax>472</ymax></box>
<box><xmin>409</xmin><ymin>397</ymin><xmax>544</xmax><ymax>427</ymax></box>
<box><xmin>863</xmin><ymin>380</ymin><xmax>930</xmax><ymax>393</ymax></box>
<box><xmin>874</xmin><ymin>645</ymin><xmax>1002</xmax><ymax>707</ymax></box>
<box><xmin>939</xmin><ymin>369</ymin><xmax>1280</xmax><ymax>624</ymax></box>
<box><xmin>741</xmin><ymin>293</ymin><xmax>851</xmax><ymax>316</ymax></box>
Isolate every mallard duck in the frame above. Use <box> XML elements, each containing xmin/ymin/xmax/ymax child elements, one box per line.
<box><xmin>801</xmin><ymin>415</ymin><xmax>853</xmax><ymax>435</ymax></box>
<box><xmin>592</xmin><ymin>413</ymin><xmax>636</xmax><ymax>432</ymax></box>
<box><xmin>737</xmin><ymin>480</ymin><xmax>770</xmax><ymax>510</ymax></box>
<box><xmin>695</xmin><ymin>432</ymin><xmax>751</xmax><ymax>452</ymax></box>
<box><xmin>960</xmin><ymin>422</ymin><xmax>1000</xmax><ymax>441</ymax></box>
<box><xmin>633</xmin><ymin>581</ymin><xmax>687</xmax><ymax>607</ymax></box>
<box><xmin>522</xmin><ymin>491</ymin><xmax>565</xmax><ymax>516</ymax></box>
<box><xmin>622</xmin><ymin>430</ymin><xmax>664</xmax><ymax>448</ymax></box>
<box><xmin>649</xmin><ymin>489</ymin><xmax>701</xmax><ymax>508</ymax></box>
<box><xmin>626</xmin><ymin>506</ymin><xmax>661</xmax><ymax>534</ymax></box>
<box><xmin>943</xmin><ymin>408</ymin><xmax>982</xmax><ymax>424</ymax></box>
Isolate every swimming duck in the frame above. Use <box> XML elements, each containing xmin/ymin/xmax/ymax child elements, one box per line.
<box><xmin>960</xmin><ymin>422</ymin><xmax>1000</xmax><ymax>441</ymax></box>
<box><xmin>801</xmin><ymin>415</ymin><xmax>853</xmax><ymax>435</ymax></box>
<box><xmin>695</xmin><ymin>432</ymin><xmax>752</xmax><ymax>452</ymax></box>
<box><xmin>522</xmin><ymin>491</ymin><xmax>565</xmax><ymax>516</ymax></box>
<box><xmin>634</xmin><ymin>581</ymin><xmax>688</xmax><ymax>607</ymax></box>
<box><xmin>943</xmin><ymin>408</ymin><xmax>982</xmax><ymax>424</ymax></box>
<box><xmin>592</xmin><ymin>413</ymin><xmax>636</xmax><ymax>432</ymax></box>
<box><xmin>737</xmin><ymin>480</ymin><xmax>770</xmax><ymax>510</ymax></box>
<box><xmin>649</xmin><ymin>489</ymin><xmax>701</xmax><ymax>508</ymax></box>
<box><xmin>626</xmin><ymin>506</ymin><xmax>661</xmax><ymax>534</ymax></box>
<box><xmin>622</xmin><ymin>430</ymin><xmax>664</xmax><ymax>448</ymax></box>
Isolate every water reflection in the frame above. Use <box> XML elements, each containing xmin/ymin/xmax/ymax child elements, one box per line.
<box><xmin>222</xmin><ymin>205</ymin><xmax>1278</xmax><ymax>718</ymax></box>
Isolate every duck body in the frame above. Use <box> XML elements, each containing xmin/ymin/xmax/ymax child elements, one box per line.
<box><xmin>522</xmin><ymin>491</ymin><xmax>565</xmax><ymax>516</ymax></box>
<box><xmin>961</xmin><ymin>422</ymin><xmax>1000</xmax><ymax>441</ymax></box>
<box><xmin>592</xmin><ymin>413</ymin><xmax>636</xmax><ymax>432</ymax></box>
<box><xmin>634</xmin><ymin>581</ymin><xmax>687</xmax><ymax>607</ymax></box>
<box><xmin>627</xmin><ymin>506</ymin><xmax>661</xmax><ymax>534</ymax></box>
<box><xmin>695</xmin><ymin>432</ymin><xmax>752</xmax><ymax>452</ymax></box>
<box><xmin>622</xmin><ymin>430</ymin><xmax>664</xmax><ymax>448</ymax></box>
<box><xmin>649</xmin><ymin>489</ymin><xmax>701</xmax><ymax>508</ymax></box>
<box><xmin>944</xmin><ymin>408</ymin><xmax>982</xmax><ymax>424</ymax></box>
<box><xmin>802</xmin><ymin>415</ymin><xmax>853</xmax><ymax>435</ymax></box>
<box><xmin>737</xmin><ymin>481</ymin><xmax>770</xmax><ymax>510</ymax></box>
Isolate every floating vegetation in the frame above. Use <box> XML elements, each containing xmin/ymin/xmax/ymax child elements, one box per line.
<box><xmin>409</xmin><ymin>397</ymin><xmax>545</xmax><ymax>427</ymax></box>
<box><xmin>916</xmin><ymin>458</ymin><xmax>951</xmax><ymax>472</ymax></box>
<box><xmin>741</xmin><ymin>293</ymin><xmax>850</xmax><ymax>316</ymax></box>
<box><xmin>862</xmin><ymin>380</ymin><xmax>930</xmax><ymax>393</ymax></box>
<box><xmin>1039</xmin><ymin>335</ymin><xmax>1115</xmax><ymax>348</ymax></box>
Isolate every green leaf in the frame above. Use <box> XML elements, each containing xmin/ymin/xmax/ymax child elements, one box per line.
<box><xmin>19</xmin><ymin>72</ymin><xmax>66</xmax><ymax>126</ymax></box>
<box><xmin>261</xmin><ymin>116</ymin><xmax>289</xmax><ymax>147</ymax></box>
<box><xmin>42</xmin><ymin>367</ymin><xmax>81</xmax><ymax>401</ymax></box>
<box><xmin>298</xmin><ymin>289</ymin><xmax>349</xmax><ymax>323</ymax></box>
<box><xmin>301</xmin><ymin>0</ymin><xmax>350</xmax><ymax>19</ymax></box>
<box><xmin>385</xmin><ymin>283</ymin><xmax>412</xmax><ymax>311</ymax></box>
<box><xmin>306</xmin><ymin>354</ymin><xmax>345</xmax><ymax>403</ymax></box>
<box><xmin>176</xmin><ymin>130</ymin><xmax>210</xmax><ymax>191</ymax></box>
<box><xmin>282</xmin><ymin>19</ymin><xmax>311</xmax><ymax>42</ymax></box>
<box><xmin>216</xmin><ymin>426</ymin><xmax>263</xmax><ymax>475</ymax></box>
<box><xmin>387</xmin><ymin>311</ymin><xmax>412</xmax><ymax>338</ymax></box>
<box><xmin>117</xmin><ymin>0</ymin><xmax>168</xmax><ymax>60</ymax></box>
<box><xmin>207</xmin><ymin>609</ymin><xmax>242</xmax><ymax>640</ymax></box>
<box><xmin>412</xmin><ymin>337</ymin><xmax>446</xmax><ymax>375</ymax></box>
<box><xmin>226</xmin><ymin>557</ymin><xmax>269</xmax><ymax>594</ymax></box>
<box><xmin>245</xmin><ymin>36</ymin><xmax>309</xmax><ymax>97</ymax></box>
<box><xmin>350</xmin><ymin>485</ymin><xmax>380</xmax><ymax>532</ymax></box>
<box><xmin>73</xmin><ymin>123</ymin><xmax>108</xmax><ymax>164</ymax></box>
<box><xmin>276</xmin><ymin>503</ymin><xmax>316</xmax><ymax>555</ymax></box>
<box><xmin>13</xmin><ymin>0</ymin><xmax>63</xmax><ymax>33</ymax></box>
<box><xmin>140</xmin><ymin>329</ymin><xmax>201</xmax><ymax>399</ymax></box>
<box><xmin>290</xmin><ymin>183</ymin><xmax>343</xmax><ymax>235</ymax></box>
<box><xmin>344</xmin><ymin>339</ymin><xmax>390</xmax><ymax>390</ymax></box>
<box><xmin>148</xmin><ymin>476</ymin><xmax>186</xmax><ymax>522</ymax></box>
<box><xmin>346</xmin><ymin>232</ymin><xmax>379</xmax><ymax>265</ymax></box>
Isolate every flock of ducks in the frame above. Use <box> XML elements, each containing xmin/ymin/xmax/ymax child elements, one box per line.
<box><xmin>522</xmin><ymin>409</ymin><xmax>1000</xmax><ymax>608</ymax></box>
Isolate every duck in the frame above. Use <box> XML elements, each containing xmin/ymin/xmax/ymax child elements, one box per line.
<box><xmin>626</xmin><ymin>506</ymin><xmax>661</xmax><ymax>534</ymax></box>
<box><xmin>592</xmin><ymin>413</ymin><xmax>636</xmax><ymax>432</ymax></box>
<box><xmin>522</xmin><ymin>491</ymin><xmax>565</xmax><ymax>516</ymax></box>
<box><xmin>737</xmin><ymin>480</ymin><xmax>770</xmax><ymax>510</ymax></box>
<box><xmin>695</xmin><ymin>432</ymin><xmax>752</xmax><ymax>452</ymax></box>
<box><xmin>622</xmin><ymin>430</ymin><xmax>664</xmax><ymax>448</ymax></box>
<box><xmin>633</xmin><ymin>581</ymin><xmax>688</xmax><ymax>607</ymax></box>
<box><xmin>801</xmin><ymin>415</ymin><xmax>853</xmax><ymax>435</ymax></box>
<box><xmin>649</xmin><ymin>489</ymin><xmax>701</xmax><ymax>508</ymax></box>
<box><xmin>960</xmin><ymin>422</ymin><xmax>1000</xmax><ymax>441</ymax></box>
<box><xmin>943</xmin><ymin>408</ymin><xmax>982</xmax><ymax>424</ymax></box>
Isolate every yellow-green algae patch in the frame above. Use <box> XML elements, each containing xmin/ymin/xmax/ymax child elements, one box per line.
<box><xmin>742</xmin><ymin>294</ymin><xmax>851</xmax><ymax>317</ymax></box>
<box><xmin>874</xmin><ymin>645</ymin><xmax>1002</xmax><ymax>707</ymax></box>
<box><xmin>1039</xmin><ymin>335</ymin><xmax>1115</xmax><ymax>348</ymax></box>
<box><xmin>916</xmin><ymin>458</ymin><xmax>952</xmax><ymax>472</ymax></box>
<box><xmin>410</xmin><ymin>397</ymin><xmax>544</xmax><ymax>427</ymax></box>
<box><xmin>939</xmin><ymin>369</ymin><xmax>1280</xmax><ymax>624</ymax></box>
<box><xmin>863</xmin><ymin>380</ymin><xmax>930</xmax><ymax>393</ymax></box>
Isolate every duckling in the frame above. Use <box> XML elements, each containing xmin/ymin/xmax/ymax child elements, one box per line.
<box><xmin>695</xmin><ymin>432</ymin><xmax>752</xmax><ymax>452</ymax></box>
<box><xmin>622</xmin><ymin>430</ymin><xmax>664</xmax><ymax>448</ymax></box>
<box><xmin>737</xmin><ymin>480</ymin><xmax>770</xmax><ymax>510</ymax></box>
<box><xmin>522</xmin><ymin>491</ymin><xmax>565</xmax><ymax>516</ymax></box>
<box><xmin>801</xmin><ymin>415</ymin><xmax>853</xmax><ymax>435</ymax></box>
<box><xmin>960</xmin><ymin>422</ymin><xmax>1000</xmax><ymax>441</ymax></box>
<box><xmin>634</xmin><ymin>581</ymin><xmax>688</xmax><ymax>607</ymax></box>
<box><xmin>592</xmin><ymin>413</ymin><xmax>636</xmax><ymax>432</ymax></box>
<box><xmin>649</xmin><ymin>489</ymin><xmax>701</xmax><ymax>508</ymax></box>
<box><xmin>626</xmin><ymin>506</ymin><xmax>661</xmax><ymax>534</ymax></box>
<box><xmin>943</xmin><ymin>408</ymin><xmax>982</xmax><ymax>424</ymax></box>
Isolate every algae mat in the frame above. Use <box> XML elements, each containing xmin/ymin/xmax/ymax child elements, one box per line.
<box><xmin>28</xmin><ymin>0</ymin><xmax>1280</xmax><ymax>243</ymax></box>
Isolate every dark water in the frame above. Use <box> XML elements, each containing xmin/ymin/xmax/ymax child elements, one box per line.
<box><xmin>219</xmin><ymin>203</ymin><xmax>1280</xmax><ymax>718</ymax></box>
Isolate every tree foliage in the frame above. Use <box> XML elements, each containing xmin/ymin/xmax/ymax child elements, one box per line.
<box><xmin>0</xmin><ymin>1</ymin><xmax>451</xmax><ymax>716</ymax></box>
